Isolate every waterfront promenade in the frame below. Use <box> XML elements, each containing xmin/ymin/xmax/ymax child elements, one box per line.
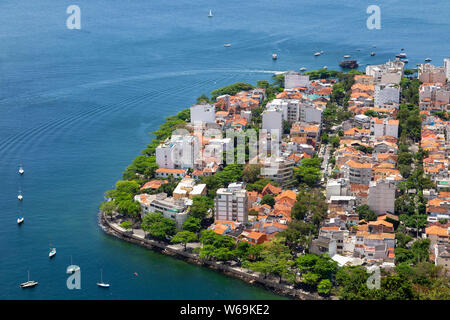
<box><xmin>100</xmin><ymin>212</ymin><xmax>331</xmax><ymax>300</ymax></box>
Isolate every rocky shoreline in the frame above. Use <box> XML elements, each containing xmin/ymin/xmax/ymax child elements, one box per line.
<box><xmin>99</xmin><ymin>212</ymin><xmax>333</xmax><ymax>300</ymax></box>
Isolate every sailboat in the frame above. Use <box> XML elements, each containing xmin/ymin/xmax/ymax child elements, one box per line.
<box><xmin>97</xmin><ymin>269</ymin><xmax>110</xmax><ymax>288</ymax></box>
<box><xmin>208</xmin><ymin>9</ymin><xmax>213</xmax><ymax>18</ymax></box>
<box><xmin>49</xmin><ymin>242</ymin><xmax>56</xmax><ymax>258</ymax></box>
<box><xmin>17</xmin><ymin>190</ymin><xmax>23</xmax><ymax>201</ymax></box>
<box><xmin>67</xmin><ymin>256</ymin><xmax>80</xmax><ymax>273</ymax></box>
<box><xmin>18</xmin><ymin>164</ymin><xmax>24</xmax><ymax>175</ymax></box>
<box><xmin>20</xmin><ymin>271</ymin><xmax>38</xmax><ymax>288</ymax></box>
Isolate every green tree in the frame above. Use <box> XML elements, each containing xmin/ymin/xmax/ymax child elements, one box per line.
<box><xmin>356</xmin><ymin>205</ymin><xmax>377</xmax><ymax>221</ymax></box>
<box><xmin>317</xmin><ymin>279</ymin><xmax>332</xmax><ymax>295</ymax></box>
<box><xmin>182</xmin><ymin>216</ymin><xmax>202</xmax><ymax>233</ymax></box>
<box><xmin>260</xmin><ymin>194</ymin><xmax>275</xmax><ymax>207</ymax></box>
<box><xmin>171</xmin><ymin>231</ymin><xmax>198</xmax><ymax>250</ymax></box>
<box><xmin>141</xmin><ymin>212</ymin><xmax>176</xmax><ymax>241</ymax></box>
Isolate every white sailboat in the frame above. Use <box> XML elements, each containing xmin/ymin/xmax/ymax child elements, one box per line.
<box><xmin>18</xmin><ymin>164</ymin><xmax>24</xmax><ymax>175</ymax></box>
<box><xmin>67</xmin><ymin>256</ymin><xmax>80</xmax><ymax>273</ymax></box>
<box><xmin>208</xmin><ymin>9</ymin><xmax>213</xmax><ymax>18</ymax></box>
<box><xmin>20</xmin><ymin>271</ymin><xmax>38</xmax><ymax>288</ymax></box>
<box><xmin>97</xmin><ymin>269</ymin><xmax>110</xmax><ymax>288</ymax></box>
<box><xmin>17</xmin><ymin>190</ymin><xmax>23</xmax><ymax>201</ymax></box>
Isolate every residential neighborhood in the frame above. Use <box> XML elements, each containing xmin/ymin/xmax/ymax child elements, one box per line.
<box><xmin>102</xmin><ymin>58</ymin><xmax>450</xmax><ymax>299</ymax></box>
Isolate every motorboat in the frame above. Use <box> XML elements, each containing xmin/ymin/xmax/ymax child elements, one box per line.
<box><xmin>18</xmin><ymin>164</ymin><xmax>24</xmax><ymax>175</ymax></box>
<box><xmin>49</xmin><ymin>245</ymin><xmax>56</xmax><ymax>258</ymax></box>
<box><xmin>396</xmin><ymin>53</ymin><xmax>407</xmax><ymax>59</ymax></box>
<box><xmin>314</xmin><ymin>52</ymin><xmax>321</xmax><ymax>56</ymax></box>
<box><xmin>224</xmin><ymin>43</ymin><xmax>231</xmax><ymax>47</ymax></box>
<box><xmin>425</xmin><ymin>58</ymin><xmax>432</xmax><ymax>62</ymax></box>
<box><xmin>344</xmin><ymin>55</ymin><xmax>351</xmax><ymax>58</ymax></box>
<box><xmin>272</xmin><ymin>53</ymin><xmax>278</xmax><ymax>60</ymax></box>
<box><xmin>371</xmin><ymin>52</ymin><xmax>376</xmax><ymax>56</ymax></box>
<box><xmin>17</xmin><ymin>216</ymin><xmax>24</xmax><ymax>225</ymax></box>
<box><xmin>18</xmin><ymin>190</ymin><xmax>23</xmax><ymax>201</ymax></box>
<box><xmin>300</xmin><ymin>67</ymin><xmax>307</xmax><ymax>72</ymax></box>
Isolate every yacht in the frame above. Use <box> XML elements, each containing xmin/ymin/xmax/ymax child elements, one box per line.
<box><xmin>208</xmin><ymin>10</ymin><xmax>213</xmax><ymax>18</ymax></box>
<box><xmin>20</xmin><ymin>271</ymin><xmax>38</xmax><ymax>289</ymax></box>
<box><xmin>18</xmin><ymin>164</ymin><xmax>24</xmax><ymax>175</ymax></box>
<box><xmin>344</xmin><ymin>55</ymin><xmax>351</xmax><ymax>59</ymax></box>
<box><xmin>272</xmin><ymin>53</ymin><xmax>278</xmax><ymax>60</ymax></box>
<box><xmin>425</xmin><ymin>58</ymin><xmax>432</xmax><ymax>62</ymax></box>
<box><xmin>97</xmin><ymin>269</ymin><xmax>110</xmax><ymax>288</ymax></box>
<box><xmin>314</xmin><ymin>52</ymin><xmax>321</xmax><ymax>56</ymax></box>
<box><xmin>49</xmin><ymin>244</ymin><xmax>56</xmax><ymax>258</ymax></box>
<box><xmin>300</xmin><ymin>67</ymin><xmax>307</xmax><ymax>72</ymax></box>
<box><xmin>17</xmin><ymin>216</ymin><xmax>24</xmax><ymax>225</ymax></box>
<box><xmin>224</xmin><ymin>43</ymin><xmax>231</xmax><ymax>47</ymax></box>
<box><xmin>396</xmin><ymin>53</ymin><xmax>407</xmax><ymax>59</ymax></box>
<box><xmin>17</xmin><ymin>190</ymin><xmax>23</xmax><ymax>201</ymax></box>
<box><xmin>371</xmin><ymin>52</ymin><xmax>376</xmax><ymax>56</ymax></box>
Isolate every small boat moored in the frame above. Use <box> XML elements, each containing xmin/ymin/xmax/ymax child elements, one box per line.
<box><xmin>49</xmin><ymin>244</ymin><xmax>56</xmax><ymax>259</ymax></box>
<box><xmin>208</xmin><ymin>9</ymin><xmax>213</xmax><ymax>18</ymax></box>
<box><xmin>371</xmin><ymin>52</ymin><xmax>376</xmax><ymax>56</ymax></box>
<box><xmin>17</xmin><ymin>190</ymin><xmax>23</xmax><ymax>201</ymax></box>
<box><xmin>17</xmin><ymin>216</ymin><xmax>24</xmax><ymax>225</ymax></box>
<box><xmin>20</xmin><ymin>271</ymin><xmax>38</xmax><ymax>289</ymax></box>
<box><xmin>223</xmin><ymin>43</ymin><xmax>231</xmax><ymax>47</ymax></box>
<box><xmin>344</xmin><ymin>55</ymin><xmax>351</xmax><ymax>59</ymax></box>
<box><xmin>272</xmin><ymin>53</ymin><xmax>278</xmax><ymax>60</ymax></box>
<box><xmin>314</xmin><ymin>52</ymin><xmax>321</xmax><ymax>56</ymax></box>
<box><xmin>97</xmin><ymin>269</ymin><xmax>110</xmax><ymax>288</ymax></box>
<box><xmin>18</xmin><ymin>164</ymin><xmax>24</xmax><ymax>175</ymax></box>
<box><xmin>425</xmin><ymin>58</ymin><xmax>432</xmax><ymax>62</ymax></box>
<box><xmin>300</xmin><ymin>67</ymin><xmax>307</xmax><ymax>72</ymax></box>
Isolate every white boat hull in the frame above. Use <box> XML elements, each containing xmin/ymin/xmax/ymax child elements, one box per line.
<box><xmin>97</xmin><ymin>283</ymin><xmax>110</xmax><ymax>288</ymax></box>
<box><xmin>17</xmin><ymin>217</ymin><xmax>24</xmax><ymax>224</ymax></box>
<box><xmin>20</xmin><ymin>281</ymin><xmax>38</xmax><ymax>288</ymax></box>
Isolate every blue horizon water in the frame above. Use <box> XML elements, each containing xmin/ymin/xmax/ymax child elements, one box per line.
<box><xmin>0</xmin><ymin>0</ymin><xmax>449</xmax><ymax>299</ymax></box>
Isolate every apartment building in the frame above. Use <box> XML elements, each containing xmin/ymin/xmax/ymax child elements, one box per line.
<box><xmin>342</xmin><ymin>160</ymin><xmax>372</xmax><ymax>185</ymax></box>
<box><xmin>368</xmin><ymin>179</ymin><xmax>396</xmax><ymax>215</ymax></box>
<box><xmin>418</xmin><ymin>63</ymin><xmax>447</xmax><ymax>84</ymax></box>
<box><xmin>374</xmin><ymin>84</ymin><xmax>400</xmax><ymax>107</ymax></box>
<box><xmin>214</xmin><ymin>182</ymin><xmax>249</xmax><ymax>223</ymax></box>
<box><xmin>370</xmin><ymin>118</ymin><xmax>399</xmax><ymax>138</ymax></box>
<box><xmin>260</xmin><ymin>157</ymin><xmax>295</xmax><ymax>187</ymax></box>
<box><xmin>190</xmin><ymin>104</ymin><xmax>216</xmax><ymax>124</ymax></box>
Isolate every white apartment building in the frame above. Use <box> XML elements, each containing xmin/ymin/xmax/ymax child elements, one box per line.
<box><xmin>300</xmin><ymin>102</ymin><xmax>323</xmax><ymax>124</ymax></box>
<box><xmin>156</xmin><ymin>134</ymin><xmax>199</xmax><ymax>169</ymax></box>
<box><xmin>214</xmin><ymin>182</ymin><xmax>249</xmax><ymax>223</ymax></box>
<box><xmin>190</xmin><ymin>104</ymin><xmax>216</xmax><ymax>124</ymax></box>
<box><xmin>260</xmin><ymin>157</ymin><xmax>294</xmax><ymax>187</ymax></box>
<box><xmin>265</xmin><ymin>99</ymin><xmax>300</xmax><ymax>122</ymax></box>
<box><xmin>444</xmin><ymin>58</ymin><xmax>450</xmax><ymax>81</ymax></box>
<box><xmin>366</xmin><ymin>60</ymin><xmax>404</xmax><ymax>85</ymax></box>
<box><xmin>135</xmin><ymin>193</ymin><xmax>190</xmax><ymax>229</ymax></box>
<box><xmin>342</xmin><ymin>160</ymin><xmax>372</xmax><ymax>185</ymax></box>
<box><xmin>368</xmin><ymin>179</ymin><xmax>396</xmax><ymax>215</ymax></box>
<box><xmin>370</xmin><ymin>118</ymin><xmax>399</xmax><ymax>138</ymax></box>
<box><xmin>262</xmin><ymin>108</ymin><xmax>283</xmax><ymax>132</ymax></box>
<box><xmin>284</xmin><ymin>71</ymin><xmax>310</xmax><ymax>89</ymax></box>
<box><xmin>374</xmin><ymin>84</ymin><xmax>400</xmax><ymax>107</ymax></box>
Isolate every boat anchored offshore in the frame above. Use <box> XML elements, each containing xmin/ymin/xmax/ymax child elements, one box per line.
<box><xmin>208</xmin><ymin>9</ymin><xmax>213</xmax><ymax>18</ymax></box>
<box><xmin>224</xmin><ymin>43</ymin><xmax>231</xmax><ymax>47</ymax></box>
<box><xmin>49</xmin><ymin>243</ymin><xmax>56</xmax><ymax>258</ymax></box>
<box><xmin>344</xmin><ymin>55</ymin><xmax>351</xmax><ymax>59</ymax></box>
<box><xmin>17</xmin><ymin>190</ymin><xmax>23</xmax><ymax>201</ymax></box>
<box><xmin>20</xmin><ymin>271</ymin><xmax>38</xmax><ymax>289</ymax></box>
<box><xmin>371</xmin><ymin>52</ymin><xmax>376</xmax><ymax>56</ymax></box>
<box><xmin>300</xmin><ymin>67</ymin><xmax>307</xmax><ymax>72</ymax></box>
<box><xmin>425</xmin><ymin>58</ymin><xmax>432</xmax><ymax>62</ymax></box>
<box><xmin>18</xmin><ymin>164</ymin><xmax>24</xmax><ymax>175</ymax></box>
<box><xmin>67</xmin><ymin>256</ymin><xmax>80</xmax><ymax>273</ymax></box>
<box><xmin>340</xmin><ymin>60</ymin><xmax>359</xmax><ymax>69</ymax></box>
<box><xmin>97</xmin><ymin>269</ymin><xmax>110</xmax><ymax>288</ymax></box>
<box><xmin>272</xmin><ymin>53</ymin><xmax>278</xmax><ymax>60</ymax></box>
<box><xmin>314</xmin><ymin>52</ymin><xmax>321</xmax><ymax>56</ymax></box>
<box><xmin>17</xmin><ymin>216</ymin><xmax>24</xmax><ymax>225</ymax></box>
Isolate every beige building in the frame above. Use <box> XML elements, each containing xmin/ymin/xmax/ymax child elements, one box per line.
<box><xmin>368</xmin><ymin>179</ymin><xmax>396</xmax><ymax>215</ymax></box>
<box><xmin>214</xmin><ymin>182</ymin><xmax>249</xmax><ymax>223</ymax></box>
<box><xmin>173</xmin><ymin>177</ymin><xmax>207</xmax><ymax>200</ymax></box>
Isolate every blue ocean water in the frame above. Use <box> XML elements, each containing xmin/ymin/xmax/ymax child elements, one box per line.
<box><xmin>0</xmin><ymin>0</ymin><xmax>449</xmax><ymax>299</ymax></box>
